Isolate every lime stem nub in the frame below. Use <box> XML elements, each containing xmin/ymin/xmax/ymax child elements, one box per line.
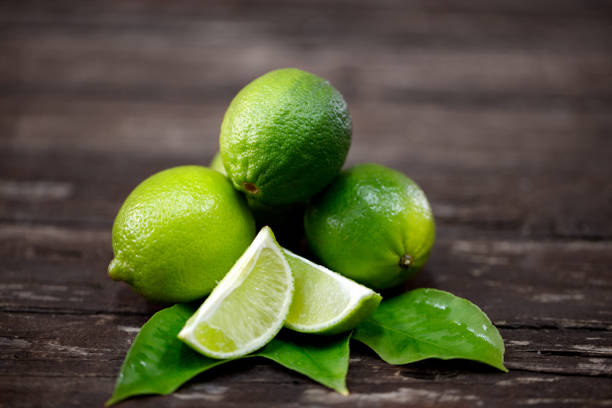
<box><xmin>108</xmin><ymin>258</ymin><xmax>125</xmax><ymax>281</ymax></box>
<box><xmin>242</xmin><ymin>182</ymin><xmax>260</xmax><ymax>195</ymax></box>
<box><xmin>399</xmin><ymin>254</ymin><xmax>413</xmax><ymax>268</ymax></box>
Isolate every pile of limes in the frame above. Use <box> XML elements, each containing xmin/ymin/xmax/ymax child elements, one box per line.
<box><xmin>108</xmin><ymin>68</ymin><xmax>435</xmax><ymax>358</ymax></box>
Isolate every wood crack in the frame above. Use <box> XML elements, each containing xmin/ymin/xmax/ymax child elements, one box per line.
<box><xmin>0</xmin><ymin>307</ymin><xmax>153</xmax><ymax>317</ymax></box>
<box><xmin>533</xmin><ymin>349</ymin><xmax>612</xmax><ymax>358</ymax></box>
<box><xmin>498</xmin><ymin>324</ymin><xmax>610</xmax><ymax>332</ymax></box>
<box><xmin>504</xmin><ymin>365</ymin><xmax>612</xmax><ymax>379</ymax></box>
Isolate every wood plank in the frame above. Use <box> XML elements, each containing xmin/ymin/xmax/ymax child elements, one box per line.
<box><xmin>0</xmin><ymin>224</ymin><xmax>156</xmax><ymax>315</ymax></box>
<box><xmin>1</xmin><ymin>312</ymin><xmax>611</xmax><ymax>407</ymax></box>
<box><xmin>2</xmin><ymin>16</ymin><xmax>611</xmax><ymax>108</ymax></box>
<box><xmin>1</xmin><ymin>0</ymin><xmax>611</xmax><ymax>54</ymax></box>
<box><xmin>2</xmin><ymin>125</ymin><xmax>611</xmax><ymax>239</ymax></box>
<box><xmin>3</xmin><ymin>33</ymin><xmax>612</xmax><ymax>101</ymax></box>
<box><xmin>1</xmin><ymin>0</ymin><xmax>611</xmax><ymax>112</ymax></box>
<box><xmin>1</xmin><ymin>224</ymin><xmax>610</xmax><ymax>329</ymax></box>
<box><xmin>4</xmin><ymin>99</ymin><xmax>611</xmax><ymax>155</ymax></box>
<box><xmin>2</xmin><ymin>311</ymin><xmax>609</xmax><ymax>379</ymax></box>
<box><xmin>1</xmin><ymin>0</ymin><xmax>610</xmax><ymax>240</ymax></box>
<box><xmin>2</xmin><ymin>373</ymin><xmax>611</xmax><ymax>408</ymax></box>
<box><xmin>2</xmin><ymin>0</ymin><xmax>612</xmax><ymax>16</ymax></box>
<box><xmin>3</xmin><ymin>0</ymin><xmax>612</xmax><ymax>19</ymax></box>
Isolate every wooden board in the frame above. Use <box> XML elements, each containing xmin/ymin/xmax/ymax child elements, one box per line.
<box><xmin>1</xmin><ymin>0</ymin><xmax>611</xmax><ymax>406</ymax></box>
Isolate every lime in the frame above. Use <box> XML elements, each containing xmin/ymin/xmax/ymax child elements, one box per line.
<box><xmin>220</xmin><ymin>68</ymin><xmax>352</xmax><ymax>206</ymax></box>
<box><xmin>209</xmin><ymin>152</ymin><xmax>226</xmax><ymax>175</ymax></box>
<box><xmin>108</xmin><ymin>166</ymin><xmax>255</xmax><ymax>303</ymax></box>
<box><xmin>178</xmin><ymin>227</ymin><xmax>294</xmax><ymax>359</ymax></box>
<box><xmin>284</xmin><ymin>249</ymin><xmax>382</xmax><ymax>335</ymax></box>
<box><xmin>304</xmin><ymin>163</ymin><xmax>435</xmax><ymax>290</ymax></box>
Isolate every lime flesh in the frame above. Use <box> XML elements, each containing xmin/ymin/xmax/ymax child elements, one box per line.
<box><xmin>178</xmin><ymin>227</ymin><xmax>293</xmax><ymax>359</ymax></box>
<box><xmin>284</xmin><ymin>249</ymin><xmax>381</xmax><ymax>335</ymax></box>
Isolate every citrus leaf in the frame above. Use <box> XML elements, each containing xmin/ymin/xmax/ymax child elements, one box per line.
<box><xmin>255</xmin><ymin>331</ymin><xmax>350</xmax><ymax>395</ymax></box>
<box><xmin>106</xmin><ymin>304</ymin><xmax>350</xmax><ymax>405</ymax></box>
<box><xmin>353</xmin><ymin>288</ymin><xmax>507</xmax><ymax>372</ymax></box>
<box><xmin>105</xmin><ymin>304</ymin><xmax>226</xmax><ymax>406</ymax></box>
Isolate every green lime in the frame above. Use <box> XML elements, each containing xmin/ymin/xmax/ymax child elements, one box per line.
<box><xmin>178</xmin><ymin>227</ymin><xmax>294</xmax><ymax>359</ymax></box>
<box><xmin>220</xmin><ymin>68</ymin><xmax>352</xmax><ymax>206</ymax></box>
<box><xmin>304</xmin><ymin>163</ymin><xmax>435</xmax><ymax>290</ymax></box>
<box><xmin>108</xmin><ymin>166</ymin><xmax>255</xmax><ymax>303</ymax></box>
<box><xmin>209</xmin><ymin>152</ymin><xmax>226</xmax><ymax>175</ymax></box>
<box><xmin>283</xmin><ymin>249</ymin><xmax>381</xmax><ymax>335</ymax></box>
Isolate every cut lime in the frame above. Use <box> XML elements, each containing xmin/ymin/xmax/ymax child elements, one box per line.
<box><xmin>178</xmin><ymin>227</ymin><xmax>294</xmax><ymax>359</ymax></box>
<box><xmin>283</xmin><ymin>249</ymin><xmax>382</xmax><ymax>335</ymax></box>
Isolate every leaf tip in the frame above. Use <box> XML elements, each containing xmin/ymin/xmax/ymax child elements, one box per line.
<box><xmin>104</xmin><ymin>397</ymin><xmax>117</xmax><ymax>407</ymax></box>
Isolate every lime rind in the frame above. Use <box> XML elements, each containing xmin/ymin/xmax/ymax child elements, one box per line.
<box><xmin>219</xmin><ymin>68</ymin><xmax>352</xmax><ymax>206</ymax></box>
<box><xmin>283</xmin><ymin>249</ymin><xmax>382</xmax><ymax>335</ymax></box>
<box><xmin>178</xmin><ymin>227</ymin><xmax>294</xmax><ymax>359</ymax></box>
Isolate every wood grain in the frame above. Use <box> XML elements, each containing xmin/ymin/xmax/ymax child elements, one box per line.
<box><xmin>1</xmin><ymin>0</ymin><xmax>611</xmax><ymax>407</ymax></box>
<box><xmin>1</xmin><ymin>311</ymin><xmax>611</xmax><ymax>407</ymax></box>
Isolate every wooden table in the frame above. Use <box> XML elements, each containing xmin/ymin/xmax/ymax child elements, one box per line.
<box><xmin>2</xmin><ymin>1</ymin><xmax>611</xmax><ymax>407</ymax></box>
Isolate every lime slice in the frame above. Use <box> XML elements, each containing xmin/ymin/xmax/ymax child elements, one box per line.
<box><xmin>283</xmin><ymin>249</ymin><xmax>382</xmax><ymax>335</ymax></box>
<box><xmin>178</xmin><ymin>227</ymin><xmax>294</xmax><ymax>359</ymax></box>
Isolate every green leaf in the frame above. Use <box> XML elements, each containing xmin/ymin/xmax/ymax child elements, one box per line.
<box><xmin>107</xmin><ymin>304</ymin><xmax>350</xmax><ymax>405</ymax></box>
<box><xmin>353</xmin><ymin>288</ymin><xmax>507</xmax><ymax>372</ymax></box>
<box><xmin>105</xmin><ymin>304</ymin><xmax>227</xmax><ymax>406</ymax></box>
<box><xmin>255</xmin><ymin>331</ymin><xmax>350</xmax><ymax>395</ymax></box>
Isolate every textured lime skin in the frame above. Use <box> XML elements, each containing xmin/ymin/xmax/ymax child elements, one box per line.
<box><xmin>108</xmin><ymin>166</ymin><xmax>256</xmax><ymax>303</ymax></box>
<box><xmin>220</xmin><ymin>68</ymin><xmax>352</xmax><ymax>205</ymax></box>
<box><xmin>305</xmin><ymin>164</ymin><xmax>435</xmax><ymax>290</ymax></box>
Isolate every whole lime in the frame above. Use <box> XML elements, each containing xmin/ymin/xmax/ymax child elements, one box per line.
<box><xmin>304</xmin><ymin>163</ymin><xmax>435</xmax><ymax>290</ymax></box>
<box><xmin>108</xmin><ymin>166</ymin><xmax>256</xmax><ymax>303</ymax></box>
<box><xmin>220</xmin><ymin>68</ymin><xmax>352</xmax><ymax>206</ymax></box>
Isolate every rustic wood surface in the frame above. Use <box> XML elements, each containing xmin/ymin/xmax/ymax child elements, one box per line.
<box><xmin>1</xmin><ymin>1</ymin><xmax>612</xmax><ymax>407</ymax></box>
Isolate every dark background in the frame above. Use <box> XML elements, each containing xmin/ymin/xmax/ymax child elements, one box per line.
<box><xmin>1</xmin><ymin>1</ymin><xmax>611</xmax><ymax>407</ymax></box>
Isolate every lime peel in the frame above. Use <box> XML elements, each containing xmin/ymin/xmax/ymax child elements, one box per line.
<box><xmin>220</xmin><ymin>68</ymin><xmax>352</xmax><ymax>205</ymax></box>
<box><xmin>108</xmin><ymin>166</ymin><xmax>255</xmax><ymax>303</ymax></box>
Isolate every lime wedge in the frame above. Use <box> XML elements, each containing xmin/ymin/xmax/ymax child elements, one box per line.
<box><xmin>283</xmin><ymin>249</ymin><xmax>382</xmax><ymax>335</ymax></box>
<box><xmin>178</xmin><ymin>227</ymin><xmax>294</xmax><ymax>359</ymax></box>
